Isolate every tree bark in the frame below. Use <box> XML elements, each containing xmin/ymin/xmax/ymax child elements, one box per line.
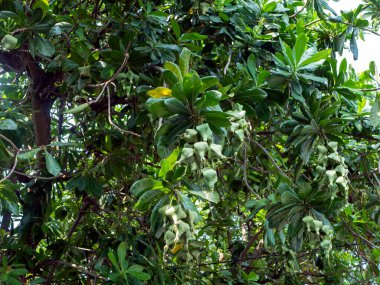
<box><xmin>18</xmin><ymin>57</ymin><xmax>57</xmax><ymax>247</ymax></box>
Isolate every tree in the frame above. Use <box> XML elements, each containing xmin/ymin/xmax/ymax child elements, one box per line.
<box><xmin>0</xmin><ymin>0</ymin><xmax>380</xmax><ymax>284</ymax></box>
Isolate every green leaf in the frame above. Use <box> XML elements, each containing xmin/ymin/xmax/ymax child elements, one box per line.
<box><xmin>179</xmin><ymin>48</ymin><xmax>191</xmax><ymax>77</ymax></box>
<box><xmin>200</xmin><ymin>76</ymin><xmax>219</xmax><ymax>93</ymax></box>
<box><xmin>279</xmin><ymin>39</ymin><xmax>295</xmax><ymax>67</ymax></box>
<box><xmin>130</xmin><ymin>178</ymin><xmax>162</xmax><ymax>197</ymax></box>
<box><xmin>247</xmin><ymin>54</ymin><xmax>257</xmax><ymax>80</ymax></box>
<box><xmin>199</xmin><ymin>90</ymin><xmax>222</xmax><ymax>108</ymax></box>
<box><xmin>10</xmin><ymin>269</ymin><xmax>28</xmax><ymax>276</ymax></box>
<box><xmin>0</xmin><ymin>119</ymin><xmax>17</xmax><ymax>130</ymax></box>
<box><xmin>163</xmin><ymin>70</ymin><xmax>179</xmax><ymax>88</ymax></box>
<box><xmin>0</xmin><ymin>11</ymin><xmax>18</xmax><ymax>19</ymax></box>
<box><xmin>134</xmin><ymin>189</ymin><xmax>164</xmax><ymax>210</ymax></box>
<box><xmin>30</xmin><ymin>277</ymin><xmax>46</xmax><ymax>285</ymax></box>
<box><xmin>159</xmin><ymin>148</ymin><xmax>180</xmax><ymax>178</ymax></box>
<box><xmin>235</xmin><ymin>87</ymin><xmax>267</xmax><ymax>101</ymax></box>
<box><xmin>294</xmin><ymin>33</ymin><xmax>307</xmax><ymax>65</ymax></box>
<box><xmin>85</xmin><ymin>176</ymin><xmax>103</xmax><ymax>196</ymax></box>
<box><xmin>170</xmin><ymin>17</ymin><xmax>181</xmax><ymax>39</ymax></box>
<box><xmin>299</xmin><ymin>73</ymin><xmax>327</xmax><ymax>84</ymax></box>
<box><xmin>164</xmin><ymin>62</ymin><xmax>183</xmax><ymax>82</ymax></box>
<box><xmin>18</xmin><ymin>148</ymin><xmax>41</xmax><ymax>161</ymax></box>
<box><xmin>117</xmin><ymin>242</ymin><xmax>127</xmax><ymax>267</ymax></box>
<box><xmin>298</xmin><ymin>49</ymin><xmax>330</xmax><ymax>69</ymax></box>
<box><xmin>64</xmin><ymin>103</ymin><xmax>89</xmax><ymax>114</ymax></box>
<box><xmin>164</xmin><ymin>98</ymin><xmax>189</xmax><ymax>115</ymax></box>
<box><xmin>248</xmin><ymin>272</ymin><xmax>259</xmax><ymax>281</ymax></box>
<box><xmin>32</xmin><ymin>0</ymin><xmax>49</xmax><ymax>15</ymax></box>
<box><xmin>189</xmin><ymin>190</ymin><xmax>220</xmax><ymax>203</ymax></box>
<box><xmin>178</xmin><ymin>192</ymin><xmax>201</xmax><ymax>222</ymax></box>
<box><xmin>35</xmin><ymin>36</ymin><xmax>55</xmax><ymax>57</ymax></box>
<box><xmin>0</xmin><ymin>182</ymin><xmax>19</xmax><ymax>214</ymax></box>
<box><xmin>44</xmin><ymin>150</ymin><xmax>61</xmax><ymax>176</ymax></box>
<box><xmin>126</xmin><ymin>265</ymin><xmax>151</xmax><ymax>281</ymax></box>
<box><xmin>180</xmin><ymin>33</ymin><xmax>208</xmax><ymax>42</ymax></box>
<box><xmin>350</xmin><ymin>28</ymin><xmax>359</xmax><ymax>60</ymax></box>
<box><xmin>146</xmin><ymin>98</ymin><xmax>173</xmax><ymax>118</ymax></box>
<box><xmin>171</xmin><ymin>82</ymin><xmax>187</xmax><ymax>103</ymax></box>
<box><xmin>370</xmin><ymin>95</ymin><xmax>380</xmax><ymax>129</ymax></box>
<box><xmin>183</xmin><ymin>71</ymin><xmax>203</xmax><ymax>103</ymax></box>
<box><xmin>1</xmin><ymin>34</ymin><xmax>18</xmax><ymax>50</ymax></box>
<box><xmin>108</xmin><ymin>250</ymin><xmax>120</xmax><ymax>271</ymax></box>
<box><xmin>48</xmin><ymin>142</ymin><xmax>80</xmax><ymax>147</ymax></box>
<box><xmin>204</xmin><ymin>111</ymin><xmax>231</xmax><ymax>128</ymax></box>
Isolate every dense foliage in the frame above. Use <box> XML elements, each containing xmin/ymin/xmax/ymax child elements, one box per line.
<box><xmin>0</xmin><ymin>0</ymin><xmax>380</xmax><ymax>284</ymax></box>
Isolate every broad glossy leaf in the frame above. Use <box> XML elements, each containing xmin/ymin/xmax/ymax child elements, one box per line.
<box><xmin>159</xmin><ymin>148</ymin><xmax>180</xmax><ymax>178</ymax></box>
<box><xmin>18</xmin><ymin>148</ymin><xmax>41</xmax><ymax>160</ymax></box>
<box><xmin>179</xmin><ymin>48</ymin><xmax>191</xmax><ymax>77</ymax></box>
<box><xmin>164</xmin><ymin>98</ymin><xmax>189</xmax><ymax>115</ymax></box>
<box><xmin>35</xmin><ymin>36</ymin><xmax>55</xmax><ymax>57</ymax></box>
<box><xmin>198</xmin><ymin>90</ymin><xmax>222</xmax><ymax>108</ymax></box>
<box><xmin>199</xmin><ymin>76</ymin><xmax>219</xmax><ymax>93</ymax></box>
<box><xmin>180</xmin><ymin>33</ymin><xmax>207</xmax><ymax>42</ymax></box>
<box><xmin>178</xmin><ymin>192</ymin><xmax>201</xmax><ymax>222</ymax></box>
<box><xmin>0</xmin><ymin>11</ymin><xmax>18</xmax><ymax>19</ymax></box>
<box><xmin>172</xmin><ymin>82</ymin><xmax>187</xmax><ymax>103</ymax></box>
<box><xmin>164</xmin><ymin>62</ymin><xmax>182</xmax><ymax>82</ymax></box>
<box><xmin>64</xmin><ymin>103</ymin><xmax>89</xmax><ymax>114</ymax></box>
<box><xmin>0</xmin><ymin>119</ymin><xmax>17</xmax><ymax>130</ymax></box>
<box><xmin>298</xmin><ymin>49</ymin><xmax>330</xmax><ymax>69</ymax></box>
<box><xmin>44</xmin><ymin>150</ymin><xmax>61</xmax><ymax>176</ymax></box>
<box><xmin>126</xmin><ymin>265</ymin><xmax>151</xmax><ymax>281</ymax></box>
<box><xmin>183</xmin><ymin>71</ymin><xmax>203</xmax><ymax>104</ymax></box>
<box><xmin>134</xmin><ymin>189</ymin><xmax>164</xmax><ymax>210</ymax></box>
<box><xmin>204</xmin><ymin>111</ymin><xmax>231</xmax><ymax>128</ymax></box>
<box><xmin>370</xmin><ymin>95</ymin><xmax>380</xmax><ymax>129</ymax></box>
<box><xmin>170</xmin><ymin>18</ymin><xmax>181</xmax><ymax>39</ymax></box>
<box><xmin>294</xmin><ymin>33</ymin><xmax>307</xmax><ymax>64</ymax></box>
<box><xmin>163</xmin><ymin>70</ymin><xmax>179</xmax><ymax>88</ymax></box>
<box><xmin>0</xmin><ymin>182</ymin><xmax>19</xmax><ymax>214</ymax></box>
<box><xmin>189</xmin><ymin>190</ymin><xmax>220</xmax><ymax>203</ymax></box>
<box><xmin>146</xmin><ymin>98</ymin><xmax>173</xmax><ymax>118</ymax></box>
<box><xmin>117</xmin><ymin>242</ymin><xmax>127</xmax><ymax>267</ymax></box>
<box><xmin>279</xmin><ymin>39</ymin><xmax>295</xmax><ymax>67</ymax></box>
<box><xmin>1</xmin><ymin>34</ymin><xmax>18</xmax><ymax>50</ymax></box>
<box><xmin>130</xmin><ymin>178</ymin><xmax>162</xmax><ymax>197</ymax></box>
<box><xmin>247</xmin><ymin>54</ymin><xmax>257</xmax><ymax>80</ymax></box>
<box><xmin>350</xmin><ymin>28</ymin><xmax>359</xmax><ymax>60</ymax></box>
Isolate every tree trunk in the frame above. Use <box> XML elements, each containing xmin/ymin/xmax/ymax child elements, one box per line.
<box><xmin>19</xmin><ymin>70</ymin><xmax>56</xmax><ymax>247</ymax></box>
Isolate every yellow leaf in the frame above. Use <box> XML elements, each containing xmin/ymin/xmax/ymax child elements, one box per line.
<box><xmin>171</xmin><ymin>243</ymin><xmax>184</xmax><ymax>254</ymax></box>
<box><xmin>147</xmin><ymin>87</ymin><xmax>172</xmax><ymax>98</ymax></box>
<box><xmin>32</xmin><ymin>0</ymin><xmax>49</xmax><ymax>15</ymax></box>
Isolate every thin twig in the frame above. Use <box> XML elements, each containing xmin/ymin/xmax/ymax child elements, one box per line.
<box><xmin>342</xmin><ymin>218</ymin><xmax>380</xmax><ymax>251</ymax></box>
<box><xmin>57</xmin><ymin>260</ymin><xmax>106</xmax><ymax>280</ymax></box>
<box><xmin>342</xmin><ymin>21</ymin><xmax>380</xmax><ymax>37</ymax></box>
<box><xmin>249</xmin><ymin>138</ymin><xmax>291</xmax><ymax>181</ymax></box>
<box><xmin>223</xmin><ymin>47</ymin><xmax>232</xmax><ymax>75</ymax></box>
<box><xmin>305</xmin><ymin>18</ymin><xmax>380</xmax><ymax>37</ymax></box>
<box><xmin>289</xmin><ymin>0</ymin><xmax>308</xmax><ymax>18</ymax></box>
<box><xmin>0</xmin><ymin>150</ymin><xmax>20</xmax><ymax>183</ymax></box>
<box><xmin>0</xmin><ymin>167</ymin><xmax>65</xmax><ymax>181</ymax></box>
<box><xmin>358</xmin><ymin>86</ymin><xmax>380</xmax><ymax>92</ymax></box>
<box><xmin>0</xmin><ymin>134</ymin><xmax>20</xmax><ymax>182</ymax></box>
<box><xmin>87</xmin><ymin>46</ymin><xmax>131</xmax><ymax>106</ymax></box>
<box><xmin>239</xmin><ymin>228</ymin><xmax>264</xmax><ymax>263</ymax></box>
<box><xmin>243</xmin><ymin>145</ymin><xmax>260</xmax><ymax>199</ymax></box>
<box><xmin>0</xmin><ymin>134</ymin><xmax>18</xmax><ymax>151</ymax></box>
<box><xmin>106</xmin><ymin>85</ymin><xmax>140</xmax><ymax>137</ymax></box>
